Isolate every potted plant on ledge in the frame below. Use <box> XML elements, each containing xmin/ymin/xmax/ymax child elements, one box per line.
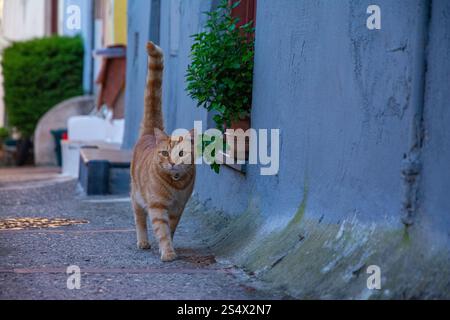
<box><xmin>186</xmin><ymin>0</ymin><xmax>255</xmax><ymax>172</ymax></box>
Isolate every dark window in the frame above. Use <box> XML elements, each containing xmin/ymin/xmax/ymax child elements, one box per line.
<box><xmin>50</xmin><ymin>0</ymin><xmax>59</xmax><ymax>35</ymax></box>
<box><xmin>231</xmin><ymin>0</ymin><xmax>257</xmax><ymax>29</ymax></box>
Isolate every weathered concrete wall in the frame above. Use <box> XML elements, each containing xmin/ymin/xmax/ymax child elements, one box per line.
<box><xmin>124</xmin><ymin>0</ymin><xmax>450</xmax><ymax>298</ymax></box>
<box><xmin>34</xmin><ymin>96</ymin><xmax>94</xmax><ymax>166</ymax></box>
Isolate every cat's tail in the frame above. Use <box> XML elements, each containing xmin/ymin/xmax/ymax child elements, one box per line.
<box><xmin>140</xmin><ymin>41</ymin><xmax>165</xmax><ymax>137</ymax></box>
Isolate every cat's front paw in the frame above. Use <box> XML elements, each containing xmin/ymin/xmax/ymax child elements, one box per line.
<box><xmin>137</xmin><ymin>240</ymin><xmax>151</xmax><ymax>250</ymax></box>
<box><xmin>161</xmin><ymin>250</ymin><xmax>177</xmax><ymax>262</ymax></box>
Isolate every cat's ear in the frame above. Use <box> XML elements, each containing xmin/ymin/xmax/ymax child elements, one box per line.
<box><xmin>154</xmin><ymin>128</ymin><xmax>168</xmax><ymax>143</ymax></box>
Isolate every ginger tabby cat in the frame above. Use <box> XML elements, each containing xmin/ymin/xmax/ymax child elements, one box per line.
<box><xmin>131</xmin><ymin>42</ymin><xmax>196</xmax><ymax>262</ymax></box>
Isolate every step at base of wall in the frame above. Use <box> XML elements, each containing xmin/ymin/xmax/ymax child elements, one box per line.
<box><xmin>79</xmin><ymin>148</ymin><xmax>132</xmax><ymax>196</ymax></box>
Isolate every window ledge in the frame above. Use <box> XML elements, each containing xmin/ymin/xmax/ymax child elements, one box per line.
<box><xmin>219</xmin><ymin>151</ymin><xmax>247</xmax><ymax>174</ymax></box>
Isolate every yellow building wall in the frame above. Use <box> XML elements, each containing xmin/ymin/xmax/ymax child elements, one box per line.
<box><xmin>103</xmin><ymin>0</ymin><xmax>127</xmax><ymax>46</ymax></box>
<box><xmin>114</xmin><ymin>0</ymin><xmax>127</xmax><ymax>45</ymax></box>
<box><xmin>103</xmin><ymin>0</ymin><xmax>114</xmax><ymax>46</ymax></box>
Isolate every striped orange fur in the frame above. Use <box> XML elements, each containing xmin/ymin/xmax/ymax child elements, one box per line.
<box><xmin>131</xmin><ymin>42</ymin><xmax>196</xmax><ymax>262</ymax></box>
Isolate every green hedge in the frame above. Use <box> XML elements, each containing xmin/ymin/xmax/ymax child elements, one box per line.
<box><xmin>2</xmin><ymin>36</ymin><xmax>84</xmax><ymax>137</ymax></box>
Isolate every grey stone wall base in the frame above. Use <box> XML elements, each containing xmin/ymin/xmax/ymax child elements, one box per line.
<box><xmin>185</xmin><ymin>195</ymin><xmax>450</xmax><ymax>299</ymax></box>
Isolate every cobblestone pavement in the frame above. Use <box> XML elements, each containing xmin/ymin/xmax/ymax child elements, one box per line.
<box><xmin>0</xmin><ymin>167</ymin><xmax>280</xmax><ymax>300</ymax></box>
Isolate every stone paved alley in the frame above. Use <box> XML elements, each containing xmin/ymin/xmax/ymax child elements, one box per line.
<box><xmin>0</xmin><ymin>167</ymin><xmax>280</xmax><ymax>300</ymax></box>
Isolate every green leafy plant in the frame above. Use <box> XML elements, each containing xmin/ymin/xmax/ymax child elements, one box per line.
<box><xmin>2</xmin><ymin>36</ymin><xmax>84</xmax><ymax>138</ymax></box>
<box><xmin>195</xmin><ymin>133</ymin><xmax>227</xmax><ymax>174</ymax></box>
<box><xmin>0</xmin><ymin>127</ymin><xmax>9</xmax><ymax>140</ymax></box>
<box><xmin>186</xmin><ymin>0</ymin><xmax>255</xmax><ymax>131</ymax></box>
<box><xmin>186</xmin><ymin>0</ymin><xmax>255</xmax><ymax>173</ymax></box>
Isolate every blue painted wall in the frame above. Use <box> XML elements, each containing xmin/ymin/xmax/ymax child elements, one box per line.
<box><xmin>133</xmin><ymin>0</ymin><xmax>422</xmax><ymax>218</ymax></box>
<box><xmin>123</xmin><ymin>0</ymin><xmax>450</xmax><ymax>227</ymax></box>
<box><xmin>61</xmin><ymin>0</ymin><xmax>94</xmax><ymax>93</ymax></box>
<box><xmin>420</xmin><ymin>0</ymin><xmax>450</xmax><ymax>241</ymax></box>
<box><xmin>123</xmin><ymin>0</ymin><xmax>450</xmax><ymax>296</ymax></box>
<box><xmin>123</xmin><ymin>0</ymin><xmax>160</xmax><ymax>148</ymax></box>
<box><xmin>244</xmin><ymin>0</ymin><xmax>426</xmax><ymax>225</ymax></box>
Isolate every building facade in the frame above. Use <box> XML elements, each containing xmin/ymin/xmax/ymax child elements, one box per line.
<box><xmin>56</xmin><ymin>0</ymin><xmax>128</xmax><ymax>94</ymax></box>
<box><xmin>1</xmin><ymin>0</ymin><xmax>55</xmax><ymax>41</ymax></box>
<box><xmin>122</xmin><ymin>0</ymin><xmax>450</xmax><ymax>298</ymax></box>
<box><xmin>0</xmin><ymin>0</ymin><xmax>58</xmax><ymax>127</ymax></box>
<box><xmin>0</xmin><ymin>0</ymin><xmax>127</xmax><ymax>117</ymax></box>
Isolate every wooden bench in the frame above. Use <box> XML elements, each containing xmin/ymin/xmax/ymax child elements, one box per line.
<box><xmin>79</xmin><ymin>148</ymin><xmax>132</xmax><ymax>196</ymax></box>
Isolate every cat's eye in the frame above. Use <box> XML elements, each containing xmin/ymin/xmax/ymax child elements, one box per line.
<box><xmin>161</xmin><ymin>151</ymin><xmax>169</xmax><ymax>157</ymax></box>
<box><xmin>179</xmin><ymin>151</ymin><xmax>184</xmax><ymax>157</ymax></box>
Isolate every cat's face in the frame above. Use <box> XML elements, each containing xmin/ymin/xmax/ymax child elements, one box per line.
<box><xmin>154</xmin><ymin>128</ymin><xmax>195</xmax><ymax>179</ymax></box>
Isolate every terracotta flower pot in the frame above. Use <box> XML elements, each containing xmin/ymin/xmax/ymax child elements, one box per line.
<box><xmin>224</xmin><ymin>116</ymin><xmax>251</xmax><ymax>161</ymax></box>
